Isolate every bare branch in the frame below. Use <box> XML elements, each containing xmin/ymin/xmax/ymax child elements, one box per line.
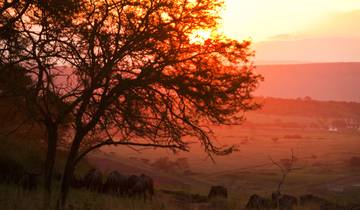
<box><xmin>74</xmin><ymin>138</ymin><xmax>189</xmax><ymax>166</ymax></box>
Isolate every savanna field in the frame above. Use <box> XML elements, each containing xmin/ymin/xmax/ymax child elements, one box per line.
<box><xmin>2</xmin><ymin>0</ymin><xmax>360</xmax><ymax>210</ymax></box>
<box><xmin>1</xmin><ymin>97</ymin><xmax>360</xmax><ymax>210</ymax></box>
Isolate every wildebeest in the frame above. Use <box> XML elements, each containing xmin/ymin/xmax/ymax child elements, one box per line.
<box><xmin>70</xmin><ymin>169</ymin><xmax>155</xmax><ymax>200</ymax></box>
<box><xmin>19</xmin><ymin>172</ymin><xmax>39</xmax><ymax>191</ymax></box>
<box><xmin>246</xmin><ymin>194</ymin><xmax>274</xmax><ymax>209</ymax></box>
<box><xmin>103</xmin><ymin>170</ymin><xmax>127</xmax><ymax>196</ymax></box>
<box><xmin>127</xmin><ymin>174</ymin><xmax>154</xmax><ymax>200</ymax></box>
<box><xmin>272</xmin><ymin>192</ymin><xmax>298</xmax><ymax>210</ymax></box>
<box><xmin>140</xmin><ymin>174</ymin><xmax>154</xmax><ymax>198</ymax></box>
<box><xmin>82</xmin><ymin>169</ymin><xmax>103</xmax><ymax>192</ymax></box>
<box><xmin>70</xmin><ymin>174</ymin><xmax>84</xmax><ymax>189</ymax></box>
<box><xmin>277</xmin><ymin>195</ymin><xmax>298</xmax><ymax>210</ymax></box>
<box><xmin>0</xmin><ymin>158</ymin><xmax>25</xmax><ymax>184</ymax></box>
<box><xmin>208</xmin><ymin>185</ymin><xmax>228</xmax><ymax>199</ymax></box>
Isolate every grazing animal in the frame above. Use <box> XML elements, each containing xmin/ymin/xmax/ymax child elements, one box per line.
<box><xmin>278</xmin><ymin>194</ymin><xmax>298</xmax><ymax>210</ymax></box>
<box><xmin>0</xmin><ymin>158</ymin><xmax>25</xmax><ymax>184</ymax></box>
<box><xmin>271</xmin><ymin>191</ymin><xmax>298</xmax><ymax>210</ymax></box>
<box><xmin>19</xmin><ymin>172</ymin><xmax>38</xmax><ymax>191</ymax></box>
<box><xmin>103</xmin><ymin>171</ymin><xmax>127</xmax><ymax>196</ymax></box>
<box><xmin>140</xmin><ymin>174</ymin><xmax>154</xmax><ymax>199</ymax></box>
<box><xmin>208</xmin><ymin>185</ymin><xmax>228</xmax><ymax>199</ymax></box>
<box><xmin>272</xmin><ymin>192</ymin><xmax>298</xmax><ymax>210</ymax></box>
<box><xmin>127</xmin><ymin>175</ymin><xmax>140</xmax><ymax>190</ymax></box>
<box><xmin>127</xmin><ymin>174</ymin><xmax>154</xmax><ymax>200</ymax></box>
<box><xmin>246</xmin><ymin>194</ymin><xmax>273</xmax><ymax>209</ymax></box>
<box><xmin>70</xmin><ymin>175</ymin><xmax>83</xmax><ymax>189</ymax></box>
<box><xmin>129</xmin><ymin>178</ymin><xmax>147</xmax><ymax>199</ymax></box>
<box><xmin>83</xmin><ymin>169</ymin><xmax>103</xmax><ymax>192</ymax></box>
<box><xmin>127</xmin><ymin>175</ymin><xmax>141</xmax><ymax>196</ymax></box>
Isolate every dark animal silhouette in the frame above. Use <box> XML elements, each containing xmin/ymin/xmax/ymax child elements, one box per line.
<box><xmin>19</xmin><ymin>172</ymin><xmax>38</xmax><ymax>191</ymax></box>
<box><xmin>208</xmin><ymin>185</ymin><xmax>228</xmax><ymax>199</ymax></box>
<box><xmin>127</xmin><ymin>174</ymin><xmax>154</xmax><ymax>200</ymax></box>
<box><xmin>103</xmin><ymin>171</ymin><xmax>127</xmax><ymax>196</ymax></box>
<box><xmin>127</xmin><ymin>174</ymin><xmax>140</xmax><ymax>191</ymax></box>
<box><xmin>246</xmin><ymin>194</ymin><xmax>273</xmax><ymax>209</ymax></box>
<box><xmin>129</xmin><ymin>178</ymin><xmax>146</xmax><ymax>199</ymax></box>
<box><xmin>140</xmin><ymin>174</ymin><xmax>154</xmax><ymax>199</ymax></box>
<box><xmin>272</xmin><ymin>192</ymin><xmax>298</xmax><ymax>210</ymax></box>
<box><xmin>82</xmin><ymin>169</ymin><xmax>103</xmax><ymax>192</ymax></box>
<box><xmin>280</xmin><ymin>194</ymin><xmax>298</xmax><ymax>210</ymax></box>
<box><xmin>299</xmin><ymin>194</ymin><xmax>347</xmax><ymax>210</ymax></box>
<box><xmin>70</xmin><ymin>174</ymin><xmax>83</xmax><ymax>189</ymax></box>
<box><xmin>0</xmin><ymin>158</ymin><xmax>25</xmax><ymax>184</ymax></box>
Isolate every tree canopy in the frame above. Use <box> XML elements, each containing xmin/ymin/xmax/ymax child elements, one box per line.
<box><xmin>1</xmin><ymin>0</ymin><xmax>261</xmax><ymax>208</ymax></box>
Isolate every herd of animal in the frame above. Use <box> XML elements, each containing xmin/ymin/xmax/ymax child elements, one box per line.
<box><xmin>0</xmin><ymin>158</ymin><xmax>39</xmax><ymax>191</ymax></box>
<box><xmin>0</xmin><ymin>160</ymin><xmax>154</xmax><ymax>200</ymax></box>
<box><xmin>0</xmin><ymin>160</ymin><xmax>359</xmax><ymax>209</ymax></box>
<box><xmin>71</xmin><ymin>169</ymin><xmax>154</xmax><ymax>200</ymax></box>
<box><xmin>207</xmin><ymin>186</ymin><xmax>359</xmax><ymax>210</ymax></box>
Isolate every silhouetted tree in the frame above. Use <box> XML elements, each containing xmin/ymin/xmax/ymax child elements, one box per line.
<box><xmin>269</xmin><ymin>150</ymin><xmax>302</xmax><ymax>194</ymax></box>
<box><xmin>2</xmin><ymin>0</ymin><xmax>262</xmax><ymax>208</ymax></box>
<box><xmin>1</xmin><ymin>1</ymin><xmax>80</xmax><ymax>207</ymax></box>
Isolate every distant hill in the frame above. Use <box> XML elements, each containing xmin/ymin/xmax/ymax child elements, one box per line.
<box><xmin>254</xmin><ymin>97</ymin><xmax>360</xmax><ymax>120</ymax></box>
<box><xmin>255</xmin><ymin>62</ymin><xmax>360</xmax><ymax>102</ymax></box>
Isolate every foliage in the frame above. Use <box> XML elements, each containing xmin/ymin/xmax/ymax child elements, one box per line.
<box><xmin>1</xmin><ymin>0</ymin><xmax>261</xmax><ymax>207</ymax></box>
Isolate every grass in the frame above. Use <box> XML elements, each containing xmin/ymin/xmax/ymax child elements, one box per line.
<box><xmin>2</xmin><ymin>183</ymin><xmax>359</xmax><ymax>210</ymax></box>
<box><xmin>0</xmin><ymin>183</ymin><xmax>167</xmax><ymax>210</ymax></box>
<box><xmin>1</xmin><ymin>100</ymin><xmax>360</xmax><ymax>209</ymax></box>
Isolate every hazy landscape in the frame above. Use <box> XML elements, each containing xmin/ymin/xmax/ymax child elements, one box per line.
<box><xmin>1</xmin><ymin>63</ymin><xmax>360</xmax><ymax>209</ymax></box>
<box><xmin>1</xmin><ymin>1</ymin><xmax>360</xmax><ymax>210</ymax></box>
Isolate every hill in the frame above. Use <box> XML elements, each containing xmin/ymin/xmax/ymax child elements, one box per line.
<box><xmin>255</xmin><ymin>62</ymin><xmax>360</xmax><ymax>102</ymax></box>
<box><xmin>253</xmin><ymin>97</ymin><xmax>360</xmax><ymax>120</ymax></box>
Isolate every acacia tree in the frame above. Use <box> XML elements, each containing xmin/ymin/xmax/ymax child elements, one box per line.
<box><xmin>55</xmin><ymin>0</ymin><xmax>261</xmax><ymax>207</ymax></box>
<box><xmin>2</xmin><ymin>0</ymin><xmax>262</xmax><ymax>208</ymax></box>
<box><xmin>0</xmin><ymin>0</ymin><xmax>80</xmax><ymax>206</ymax></box>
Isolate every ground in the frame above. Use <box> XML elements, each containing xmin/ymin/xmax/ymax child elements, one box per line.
<box><xmin>1</xmin><ymin>98</ymin><xmax>360</xmax><ymax>210</ymax></box>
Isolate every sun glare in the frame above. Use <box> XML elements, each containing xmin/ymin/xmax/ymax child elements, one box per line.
<box><xmin>189</xmin><ymin>30</ymin><xmax>212</xmax><ymax>45</ymax></box>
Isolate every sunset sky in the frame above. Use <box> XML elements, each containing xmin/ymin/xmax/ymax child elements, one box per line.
<box><xmin>221</xmin><ymin>0</ymin><xmax>360</xmax><ymax>63</ymax></box>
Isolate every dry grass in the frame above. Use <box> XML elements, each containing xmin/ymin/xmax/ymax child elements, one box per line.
<box><xmin>2</xmin><ymin>183</ymin><xmax>359</xmax><ymax>210</ymax></box>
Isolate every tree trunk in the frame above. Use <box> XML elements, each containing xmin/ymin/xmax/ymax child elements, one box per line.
<box><xmin>43</xmin><ymin>124</ymin><xmax>58</xmax><ymax>209</ymax></box>
<box><xmin>57</xmin><ymin>135</ymin><xmax>82</xmax><ymax>210</ymax></box>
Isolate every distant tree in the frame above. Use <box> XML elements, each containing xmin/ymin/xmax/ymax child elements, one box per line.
<box><xmin>1</xmin><ymin>0</ymin><xmax>262</xmax><ymax>208</ymax></box>
<box><xmin>269</xmin><ymin>150</ymin><xmax>301</xmax><ymax>194</ymax></box>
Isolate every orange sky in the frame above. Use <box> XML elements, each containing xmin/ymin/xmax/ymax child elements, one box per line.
<box><xmin>222</xmin><ymin>0</ymin><xmax>360</xmax><ymax>41</ymax></box>
<box><xmin>220</xmin><ymin>1</ymin><xmax>360</xmax><ymax>63</ymax></box>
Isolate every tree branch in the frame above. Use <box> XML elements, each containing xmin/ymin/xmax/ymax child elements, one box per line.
<box><xmin>74</xmin><ymin>138</ymin><xmax>189</xmax><ymax>166</ymax></box>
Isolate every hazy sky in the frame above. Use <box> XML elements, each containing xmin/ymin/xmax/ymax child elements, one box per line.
<box><xmin>221</xmin><ymin>0</ymin><xmax>360</xmax><ymax>41</ymax></box>
<box><xmin>219</xmin><ymin>1</ymin><xmax>360</xmax><ymax>62</ymax></box>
